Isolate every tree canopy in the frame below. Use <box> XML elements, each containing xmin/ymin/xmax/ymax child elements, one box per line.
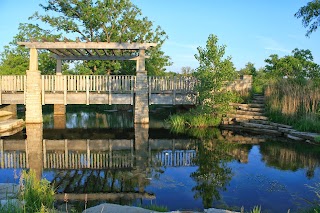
<box><xmin>0</xmin><ymin>0</ymin><xmax>171</xmax><ymax>75</ymax></box>
<box><xmin>194</xmin><ymin>34</ymin><xmax>238</xmax><ymax>110</ymax></box>
<box><xmin>295</xmin><ymin>0</ymin><xmax>320</xmax><ymax>37</ymax></box>
<box><xmin>264</xmin><ymin>48</ymin><xmax>320</xmax><ymax>80</ymax></box>
<box><xmin>0</xmin><ymin>24</ymin><xmax>63</xmax><ymax>75</ymax></box>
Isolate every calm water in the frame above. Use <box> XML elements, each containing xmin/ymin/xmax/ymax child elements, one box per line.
<box><xmin>1</xmin><ymin>105</ymin><xmax>320</xmax><ymax>212</ymax></box>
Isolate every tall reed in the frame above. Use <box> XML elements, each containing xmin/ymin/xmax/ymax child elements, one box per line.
<box><xmin>265</xmin><ymin>79</ymin><xmax>320</xmax><ymax>132</ymax></box>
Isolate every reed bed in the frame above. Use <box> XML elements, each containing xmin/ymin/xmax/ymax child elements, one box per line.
<box><xmin>265</xmin><ymin>79</ymin><xmax>320</xmax><ymax>132</ymax></box>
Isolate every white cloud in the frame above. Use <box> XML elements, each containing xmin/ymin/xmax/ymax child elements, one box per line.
<box><xmin>256</xmin><ymin>35</ymin><xmax>291</xmax><ymax>54</ymax></box>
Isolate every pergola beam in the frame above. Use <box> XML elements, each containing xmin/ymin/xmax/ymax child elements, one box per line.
<box><xmin>17</xmin><ymin>42</ymin><xmax>157</xmax><ymax>50</ymax></box>
<box><xmin>52</xmin><ymin>55</ymin><xmax>149</xmax><ymax>61</ymax></box>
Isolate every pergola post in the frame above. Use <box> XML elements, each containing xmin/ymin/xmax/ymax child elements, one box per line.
<box><xmin>25</xmin><ymin>48</ymin><xmax>42</xmax><ymax>123</ymax></box>
<box><xmin>134</xmin><ymin>49</ymin><xmax>149</xmax><ymax>123</ymax></box>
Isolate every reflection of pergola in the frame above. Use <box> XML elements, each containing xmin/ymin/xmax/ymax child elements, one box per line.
<box><xmin>18</xmin><ymin>42</ymin><xmax>157</xmax><ymax>124</ymax></box>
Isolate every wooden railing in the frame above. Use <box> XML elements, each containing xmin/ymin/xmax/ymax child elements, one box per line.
<box><xmin>149</xmin><ymin>76</ymin><xmax>197</xmax><ymax>93</ymax></box>
<box><xmin>0</xmin><ymin>75</ymin><xmax>196</xmax><ymax>93</ymax></box>
<box><xmin>0</xmin><ymin>75</ymin><xmax>26</xmax><ymax>92</ymax></box>
<box><xmin>42</xmin><ymin>75</ymin><xmax>136</xmax><ymax>93</ymax></box>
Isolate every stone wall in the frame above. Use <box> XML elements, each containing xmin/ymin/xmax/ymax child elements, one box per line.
<box><xmin>225</xmin><ymin>75</ymin><xmax>253</xmax><ymax>94</ymax></box>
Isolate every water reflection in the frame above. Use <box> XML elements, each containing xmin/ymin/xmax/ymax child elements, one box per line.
<box><xmin>0</xmin><ymin>122</ymin><xmax>320</xmax><ymax>212</ymax></box>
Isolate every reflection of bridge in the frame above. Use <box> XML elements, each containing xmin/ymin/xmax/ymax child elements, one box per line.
<box><xmin>0</xmin><ymin>138</ymin><xmax>197</xmax><ymax>170</ymax></box>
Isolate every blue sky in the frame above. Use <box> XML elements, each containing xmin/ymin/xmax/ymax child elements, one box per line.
<box><xmin>1</xmin><ymin>0</ymin><xmax>319</xmax><ymax>72</ymax></box>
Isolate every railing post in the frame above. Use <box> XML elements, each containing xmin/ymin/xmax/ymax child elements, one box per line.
<box><xmin>0</xmin><ymin>76</ymin><xmax>2</xmax><ymax>105</ymax></box>
<box><xmin>43</xmin><ymin>139</ymin><xmax>47</xmax><ymax>169</ymax></box>
<box><xmin>64</xmin><ymin>75</ymin><xmax>67</xmax><ymax>105</ymax></box>
<box><xmin>0</xmin><ymin>139</ymin><xmax>3</xmax><ymax>168</ymax></box>
<box><xmin>173</xmin><ymin>76</ymin><xmax>176</xmax><ymax>105</ymax></box>
<box><xmin>41</xmin><ymin>76</ymin><xmax>45</xmax><ymax>105</ymax></box>
<box><xmin>64</xmin><ymin>139</ymin><xmax>68</xmax><ymax>169</ymax></box>
<box><xmin>108</xmin><ymin>75</ymin><xmax>111</xmax><ymax>105</ymax></box>
<box><xmin>86</xmin><ymin>75</ymin><xmax>90</xmax><ymax>105</ymax></box>
<box><xmin>86</xmin><ymin>139</ymin><xmax>90</xmax><ymax>168</ymax></box>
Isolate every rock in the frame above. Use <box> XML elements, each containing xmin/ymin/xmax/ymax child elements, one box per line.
<box><xmin>83</xmin><ymin>203</ymin><xmax>158</xmax><ymax>213</ymax></box>
<box><xmin>0</xmin><ymin>183</ymin><xmax>19</xmax><ymax>200</ymax></box>
<box><xmin>205</xmin><ymin>208</ymin><xmax>239</xmax><ymax>213</ymax></box>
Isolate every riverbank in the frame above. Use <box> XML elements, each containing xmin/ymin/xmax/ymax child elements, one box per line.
<box><xmin>0</xmin><ymin>183</ymin><xmax>239</xmax><ymax>213</ymax></box>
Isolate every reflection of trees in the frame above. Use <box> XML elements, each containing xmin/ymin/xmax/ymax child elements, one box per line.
<box><xmin>188</xmin><ymin>128</ymin><xmax>234</xmax><ymax>208</ymax></box>
<box><xmin>66</xmin><ymin>111</ymin><xmax>133</xmax><ymax>128</ymax></box>
<box><xmin>260</xmin><ymin>141</ymin><xmax>320</xmax><ymax>179</ymax></box>
<box><xmin>52</xmin><ymin>169</ymin><xmax>148</xmax><ymax>194</ymax></box>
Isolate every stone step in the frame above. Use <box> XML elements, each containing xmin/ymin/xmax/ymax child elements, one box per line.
<box><xmin>0</xmin><ymin>119</ymin><xmax>24</xmax><ymax>133</ymax></box>
<box><xmin>0</xmin><ymin>111</ymin><xmax>13</xmax><ymax>121</ymax></box>
<box><xmin>227</xmin><ymin>113</ymin><xmax>268</xmax><ymax>120</ymax></box>
<box><xmin>230</xmin><ymin>103</ymin><xmax>265</xmax><ymax>108</ymax></box>
<box><xmin>235</xmin><ymin>106</ymin><xmax>265</xmax><ymax>112</ymax></box>
<box><xmin>234</xmin><ymin>110</ymin><xmax>265</xmax><ymax>116</ymax></box>
<box><xmin>248</xmin><ymin>120</ymin><xmax>293</xmax><ymax>129</ymax></box>
<box><xmin>251</xmin><ymin>100</ymin><xmax>265</xmax><ymax>104</ymax></box>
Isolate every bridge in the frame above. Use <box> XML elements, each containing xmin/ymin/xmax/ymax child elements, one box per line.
<box><xmin>4</xmin><ymin>41</ymin><xmax>198</xmax><ymax>124</ymax></box>
<box><xmin>0</xmin><ymin>75</ymin><xmax>196</xmax><ymax>106</ymax></box>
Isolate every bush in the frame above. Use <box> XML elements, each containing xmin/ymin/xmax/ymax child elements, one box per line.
<box><xmin>19</xmin><ymin>170</ymin><xmax>55</xmax><ymax>213</ymax></box>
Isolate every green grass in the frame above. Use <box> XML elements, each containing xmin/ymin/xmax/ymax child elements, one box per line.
<box><xmin>249</xmin><ymin>205</ymin><xmax>261</xmax><ymax>213</ymax></box>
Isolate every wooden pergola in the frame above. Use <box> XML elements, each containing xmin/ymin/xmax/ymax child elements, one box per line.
<box><xmin>18</xmin><ymin>41</ymin><xmax>157</xmax><ymax>124</ymax></box>
<box><xmin>18</xmin><ymin>41</ymin><xmax>157</xmax><ymax>74</ymax></box>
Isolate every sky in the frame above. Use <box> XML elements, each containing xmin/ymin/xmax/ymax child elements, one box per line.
<box><xmin>0</xmin><ymin>0</ymin><xmax>319</xmax><ymax>73</ymax></box>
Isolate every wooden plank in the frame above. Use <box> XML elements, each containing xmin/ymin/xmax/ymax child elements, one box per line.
<box><xmin>18</xmin><ymin>42</ymin><xmax>157</xmax><ymax>50</ymax></box>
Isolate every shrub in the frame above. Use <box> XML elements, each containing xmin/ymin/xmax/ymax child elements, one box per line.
<box><xmin>19</xmin><ymin>170</ymin><xmax>55</xmax><ymax>213</ymax></box>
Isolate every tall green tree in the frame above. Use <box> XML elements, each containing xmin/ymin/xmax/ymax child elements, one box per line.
<box><xmin>194</xmin><ymin>34</ymin><xmax>238</xmax><ymax>111</ymax></box>
<box><xmin>264</xmin><ymin>48</ymin><xmax>320</xmax><ymax>80</ymax></box>
<box><xmin>238</xmin><ymin>62</ymin><xmax>256</xmax><ymax>76</ymax></box>
<box><xmin>29</xmin><ymin>0</ymin><xmax>171</xmax><ymax>75</ymax></box>
<box><xmin>0</xmin><ymin>24</ymin><xmax>63</xmax><ymax>75</ymax></box>
<box><xmin>295</xmin><ymin>0</ymin><xmax>320</xmax><ymax>37</ymax></box>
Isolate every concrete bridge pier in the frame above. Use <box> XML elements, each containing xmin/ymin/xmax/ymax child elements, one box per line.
<box><xmin>25</xmin><ymin>48</ymin><xmax>42</xmax><ymax>123</ymax></box>
<box><xmin>134</xmin><ymin>50</ymin><xmax>149</xmax><ymax>124</ymax></box>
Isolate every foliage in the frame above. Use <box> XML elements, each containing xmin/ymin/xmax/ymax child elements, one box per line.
<box><xmin>28</xmin><ymin>0</ymin><xmax>171</xmax><ymax>75</ymax></box>
<box><xmin>191</xmin><ymin>138</ymin><xmax>233</xmax><ymax>208</ymax></box>
<box><xmin>238</xmin><ymin>62</ymin><xmax>257</xmax><ymax>76</ymax></box>
<box><xmin>315</xmin><ymin>136</ymin><xmax>320</xmax><ymax>143</ymax></box>
<box><xmin>168</xmin><ymin>34</ymin><xmax>240</xmax><ymax>129</ymax></box>
<box><xmin>264</xmin><ymin>48</ymin><xmax>320</xmax><ymax>81</ymax></box>
<box><xmin>194</xmin><ymin>34</ymin><xmax>238</xmax><ymax>108</ymax></box>
<box><xmin>0</xmin><ymin>199</ymin><xmax>23</xmax><ymax>213</ymax></box>
<box><xmin>167</xmin><ymin>108</ymin><xmax>222</xmax><ymax>129</ymax></box>
<box><xmin>19</xmin><ymin>170</ymin><xmax>55</xmax><ymax>213</ymax></box>
<box><xmin>0</xmin><ymin>24</ymin><xmax>64</xmax><ymax>75</ymax></box>
<box><xmin>295</xmin><ymin>0</ymin><xmax>320</xmax><ymax>37</ymax></box>
<box><xmin>249</xmin><ymin>205</ymin><xmax>262</xmax><ymax>213</ymax></box>
<box><xmin>181</xmin><ymin>66</ymin><xmax>195</xmax><ymax>76</ymax></box>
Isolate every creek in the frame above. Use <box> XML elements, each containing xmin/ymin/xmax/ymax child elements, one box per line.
<box><xmin>0</xmin><ymin>105</ymin><xmax>319</xmax><ymax>212</ymax></box>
